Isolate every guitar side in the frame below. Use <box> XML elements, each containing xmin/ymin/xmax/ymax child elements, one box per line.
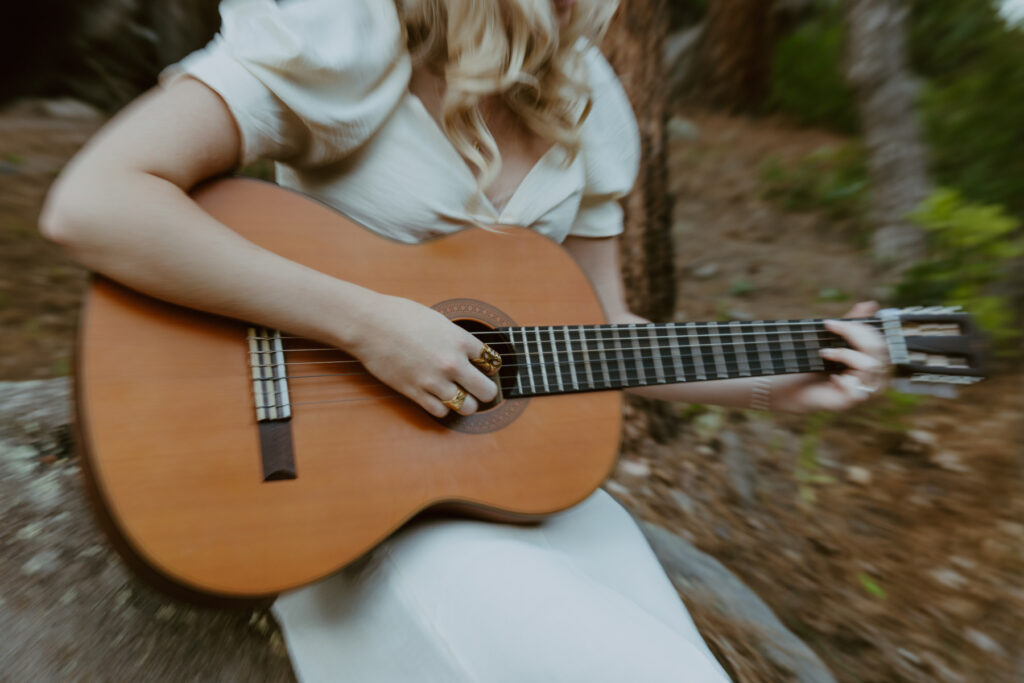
<box><xmin>76</xmin><ymin>178</ymin><xmax>622</xmax><ymax>600</ymax></box>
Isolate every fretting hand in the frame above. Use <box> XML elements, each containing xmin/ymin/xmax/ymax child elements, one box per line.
<box><xmin>770</xmin><ymin>301</ymin><xmax>891</xmax><ymax>413</ymax></box>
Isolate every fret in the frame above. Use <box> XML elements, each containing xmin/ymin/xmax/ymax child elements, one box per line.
<box><xmin>601</xmin><ymin>326</ymin><xmax>627</xmax><ymax>388</ymax></box>
<box><xmin>592</xmin><ymin>326</ymin><xmax>613</xmax><ymax>389</ymax></box>
<box><xmin>647</xmin><ymin>324</ymin><xmax>670</xmax><ymax>384</ymax></box>
<box><xmin>666</xmin><ymin>323</ymin><xmax>688</xmax><ymax>382</ymax></box>
<box><xmin>707</xmin><ymin>322</ymin><xmax>730</xmax><ymax>379</ymax></box>
<box><xmin>578</xmin><ymin>325</ymin><xmax>596</xmax><ymax>390</ymax></box>
<box><xmin>686</xmin><ymin>323</ymin><xmax>707</xmax><ymax>380</ymax></box>
<box><xmin>519</xmin><ymin>327</ymin><xmax>536</xmax><ymax>395</ymax></box>
<box><xmin>547</xmin><ymin>326</ymin><xmax>566</xmax><ymax>392</ymax></box>
<box><xmin>626</xmin><ymin>324</ymin><xmax>648</xmax><ymax>386</ymax></box>
<box><xmin>805</xmin><ymin>321</ymin><xmax>826</xmax><ymax>372</ymax></box>
<box><xmin>763</xmin><ymin>321</ymin><xmax>787</xmax><ymax>376</ymax></box>
<box><xmin>777</xmin><ymin>322</ymin><xmax>800</xmax><ymax>373</ymax></box>
<box><xmin>612</xmin><ymin>326</ymin><xmax>635</xmax><ymax>388</ymax></box>
<box><xmin>742</xmin><ymin>320</ymin><xmax>765</xmax><ymax>378</ymax></box>
<box><xmin>534</xmin><ymin>327</ymin><xmax>552</xmax><ymax>393</ymax></box>
<box><xmin>701</xmin><ymin>324</ymin><xmax>719</xmax><ymax>380</ymax></box>
<box><xmin>562</xmin><ymin>326</ymin><xmax>581</xmax><ymax>392</ymax></box>
<box><xmin>730</xmin><ymin>321</ymin><xmax>752</xmax><ymax>377</ymax></box>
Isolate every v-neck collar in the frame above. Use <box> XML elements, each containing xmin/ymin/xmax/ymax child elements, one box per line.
<box><xmin>405</xmin><ymin>92</ymin><xmax>558</xmax><ymax>222</ymax></box>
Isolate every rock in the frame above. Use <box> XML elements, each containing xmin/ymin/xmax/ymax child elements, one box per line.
<box><xmin>695</xmin><ymin>444</ymin><xmax>715</xmax><ymax>458</ymax></box>
<box><xmin>719</xmin><ymin>430</ymin><xmax>756</xmax><ymax>504</ymax></box>
<box><xmin>906</xmin><ymin>429</ymin><xmax>937</xmax><ymax>447</ymax></box>
<box><xmin>667</xmin><ymin>116</ymin><xmax>701</xmax><ymax>141</ymax></box>
<box><xmin>640</xmin><ymin>522</ymin><xmax>837</xmax><ymax>683</ymax></box>
<box><xmin>20</xmin><ymin>549</ymin><xmax>61</xmax><ymax>577</ymax></box>
<box><xmin>0</xmin><ymin>380</ymin><xmax>296</xmax><ymax>682</ymax></box>
<box><xmin>604</xmin><ymin>480</ymin><xmax>631</xmax><ymax>499</ymax></box>
<box><xmin>692</xmin><ymin>262</ymin><xmax>721</xmax><ymax>280</ymax></box>
<box><xmin>845</xmin><ymin>465</ymin><xmax>873</xmax><ymax>486</ymax></box>
<box><xmin>929</xmin><ymin>450</ymin><xmax>969</xmax><ymax>473</ymax></box>
<box><xmin>928</xmin><ymin>567</ymin><xmax>968</xmax><ymax>590</ymax></box>
<box><xmin>618</xmin><ymin>459</ymin><xmax>651</xmax><ymax>478</ymax></box>
<box><xmin>963</xmin><ymin>628</ymin><xmax>1005</xmax><ymax>657</ymax></box>
<box><xmin>669</xmin><ymin>489</ymin><xmax>697</xmax><ymax>516</ymax></box>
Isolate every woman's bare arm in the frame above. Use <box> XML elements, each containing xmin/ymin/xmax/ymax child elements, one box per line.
<box><xmin>40</xmin><ymin>79</ymin><xmax>497</xmax><ymax>417</ymax></box>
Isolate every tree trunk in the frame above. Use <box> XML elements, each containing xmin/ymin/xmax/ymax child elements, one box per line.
<box><xmin>602</xmin><ymin>0</ymin><xmax>676</xmax><ymax>323</ymax></box>
<box><xmin>603</xmin><ymin>0</ymin><xmax>680</xmax><ymax>447</ymax></box>
<box><xmin>689</xmin><ymin>0</ymin><xmax>778</xmax><ymax>113</ymax></box>
<box><xmin>843</xmin><ymin>0</ymin><xmax>929</xmax><ymax>273</ymax></box>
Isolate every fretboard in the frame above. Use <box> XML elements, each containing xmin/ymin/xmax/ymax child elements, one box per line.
<box><xmin>499</xmin><ymin>320</ymin><xmax>877</xmax><ymax>398</ymax></box>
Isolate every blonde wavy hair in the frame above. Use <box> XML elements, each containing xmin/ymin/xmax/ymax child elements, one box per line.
<box><xmin>394</xmin><ymin>0</ymin><xmax>618</xmax><ymax>197</ymax></box>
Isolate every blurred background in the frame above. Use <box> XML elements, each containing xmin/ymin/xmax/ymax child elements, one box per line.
<box><xmin>0</xmin><ymin>0</ymin><xmax>1021</xmax><ymax>681</ymax></box>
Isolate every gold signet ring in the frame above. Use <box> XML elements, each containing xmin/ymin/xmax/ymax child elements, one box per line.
<box><xmin>441</xmin><ymin>387</ymin><xmax>467</xmax><ymax>412</ymax></box>
<box><xmin>471</xmin><ymin>344</ymin><xmax>502</xmax><ymax>376</ymax></box>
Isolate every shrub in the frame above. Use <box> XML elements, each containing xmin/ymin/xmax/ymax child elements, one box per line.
<box><xmin>768</xmin><ymin>6</ymin><xmax>859</xmax><ymax>133</ymax></box>
<box><xmin>893</xmin><ymin>189</ymin><xmax>1023</xmax><ymax>351</ymax></box>
<box><xmin>758</xmin><ymin>143</ymin><xmax>868</xmax><ymax>221</ymax></box>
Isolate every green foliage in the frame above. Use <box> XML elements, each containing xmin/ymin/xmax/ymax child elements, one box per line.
<box><xmin>766</xmin><ymin>0</ymin><xmax>1024</xmax><ymax>214</ymax></box>
<box><xmin>911</xmin><ymin>0</ymin><xmax>1024</xmax><ymax>213</ymax></box>
<box><xmin>759</xmin><ymin>144</ymin><xmax>868</xmax><ymax>220</ymax></box>
<box><xmin>844</xmin><ymin>388</ymin><xmax>923</xmax><ymax>433</ymax></box>
<box><xmin>816</xmin><ymin>287</ymin><xmax>850</xmax><ymax>303</ymax></box>
<box><xmin>857</xmin><ymin>572</ymin><xmax>888</xmax><ymax>600</ymax></box>
<box><xmin>795</xmin><ymin>412</ymin><xmax>837</xmax><ymax>504</ymax></box>
<box><xmin>893</xmin><ymin>189</ymin><xmax>1023</xmax><ymax>350</ymax></box>
<box><xmin>768</xmin><ymin>6</ymin><xmax>859</xmax><ymax>133</ymax></box>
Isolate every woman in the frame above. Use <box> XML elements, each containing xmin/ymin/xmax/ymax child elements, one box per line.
<box><xmin>41</xmin><ymin>0</ymin><xmax>888</xmax><ymax>680</ymax></box>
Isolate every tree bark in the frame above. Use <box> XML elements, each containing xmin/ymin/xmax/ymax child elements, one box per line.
<box><xmin>689</xmin><ymin>0</ymin><xmax>779</xmax><ymax>113</ymax></box>
<box><xmin>602</xmin><ymin>0</ymin><xmax>676</xmax><ymax>323</ymax></box>
<box><xmin>843</xmin><ymin>0</ymin><xmax>929</xmax><ymax>272</ymax></box>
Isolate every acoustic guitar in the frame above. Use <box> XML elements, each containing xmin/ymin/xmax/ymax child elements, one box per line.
<box><xmin>75</xmin><ymin>178</ymin><xmax>985</xmax><ymax>601</ymax></box>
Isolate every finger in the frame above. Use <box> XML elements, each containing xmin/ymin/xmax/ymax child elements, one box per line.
<box><xmin>431</xmin><ymin>382</ymin><xmax>479</xmax><ymax>417</ymax></box>
<box><xmin>832</xmin><ymin>373</ymin><xmax>879</xmax><ymax>402</ymax></box>
<box><xmin>841</xmin><ymin>300</ymin><xmax>879</xmax><ymax>319</ymax></box>
<box><xmin>827</xmin><ymin>374</ymin><xmax>862</xmax><ymax>408</ymax></box>
<box><xmin>819</xmin><ymin>346</ymin><xmax>886</xmax><ymax>374</ymax></box>
<box><xmin>455</xmin><ymin>362</ymin><xmax>499</xmax><ymax>403</ymax></box>
<box><xmin>415</xmin><ymin>390</ymin><xmax>451</xmax><ymax>419</ymax></box>
<box><xmin>824</xmin><ymin>319</ymin><xmax>889</xmax><ymax>360</ymax></box>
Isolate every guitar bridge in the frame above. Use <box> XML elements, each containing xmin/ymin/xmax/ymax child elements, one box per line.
<box><xmin>247</xmin><ymin>327</ymin><xmax>296</xmax><ymax>481</ymax></box>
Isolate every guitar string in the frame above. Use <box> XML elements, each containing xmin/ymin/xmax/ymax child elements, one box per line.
<box><xmin>255</xmin><ymin>332</ymin><xmax>850</xmax><ymax>356</ymax></box>
<box><xmin>251</xmin><ymin>337</ymin><xmax>851</xmax><ymax>370</ymax></box>
<box><xmin>250</xmin><ymin>317</ymin><xmax>888</xmax><ymax>342</ymax></box>
<box><xmin>250</xmin><ymin>356</ymin><xmax>851</xmax><ymax>410</ymax></box>
<box><xmin>248</xmin><ymin>319</ymin><xmax>886</xmax><ymax>348</ymax></box>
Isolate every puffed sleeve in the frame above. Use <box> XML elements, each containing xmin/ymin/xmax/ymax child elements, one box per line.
<box><xmin>567</xmin><ymin>46</ymin><xmax>641</xmax><ymax>238</ymax></box>
<box><xmin>159</xmin><ymin>0</ymin><xmax>412</xmax><ymax>167</ymax></box>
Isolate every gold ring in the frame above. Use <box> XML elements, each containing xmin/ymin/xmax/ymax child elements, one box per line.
<box><xmin>441</xmin><ymin>387</ymin><xmax>467</xmax><ymax>412</ymax></box>
<box><xmin>471</xmin><ymin>344</ymin><xmax>502</xmax><ymax>376</ymax></box>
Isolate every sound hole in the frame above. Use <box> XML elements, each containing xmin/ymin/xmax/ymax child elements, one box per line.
<box><xmin>431</xmin><ymin>298</ymin><xmax>529</xmax><ymax>434</ymax></box>
<box><xmin>452</xmin><ymin>319</ymin><xmax>517</xmax><ymax>414</ymax></box>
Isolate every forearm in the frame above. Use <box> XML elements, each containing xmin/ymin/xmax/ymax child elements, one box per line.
<box><xmin>41</xmin><ymin>169</ymin><xmax>377</xmax><ymax>352</ymax></box>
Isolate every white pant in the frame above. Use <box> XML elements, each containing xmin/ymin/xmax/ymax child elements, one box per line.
<box><xmin>273</xmin><ymin>489</ymin><xmax>730</xmax><ymax>682</ymax></box>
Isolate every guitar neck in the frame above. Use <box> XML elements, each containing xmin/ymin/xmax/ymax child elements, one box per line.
<box><xmin>501</xmin><ymin>319</ymin><xmax>878</xmax><ymax>398</ymax></box>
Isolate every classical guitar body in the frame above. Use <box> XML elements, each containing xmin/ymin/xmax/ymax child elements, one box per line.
<box><xmin>76</xmin><ymin>179</ymin><xmax>621</xmax><ymax>600</ymax></box>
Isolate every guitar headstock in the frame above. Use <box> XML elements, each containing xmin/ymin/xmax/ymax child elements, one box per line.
<box><xmin>879</xmin><ymin>306</ymin><xmax>987</xmax><ymax>396</ymax></box>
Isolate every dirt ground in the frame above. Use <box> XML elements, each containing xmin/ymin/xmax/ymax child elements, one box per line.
<box><xmin>0</xmin><ymin>101</ymin><xmax>1020</xmax><ymax>682</ymax></box>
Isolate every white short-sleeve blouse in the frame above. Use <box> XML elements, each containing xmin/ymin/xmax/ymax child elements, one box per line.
<box><xmin>160</xmin><ymin>0</ymin><xmax>641</xmax><ymax>243</ymax></box>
